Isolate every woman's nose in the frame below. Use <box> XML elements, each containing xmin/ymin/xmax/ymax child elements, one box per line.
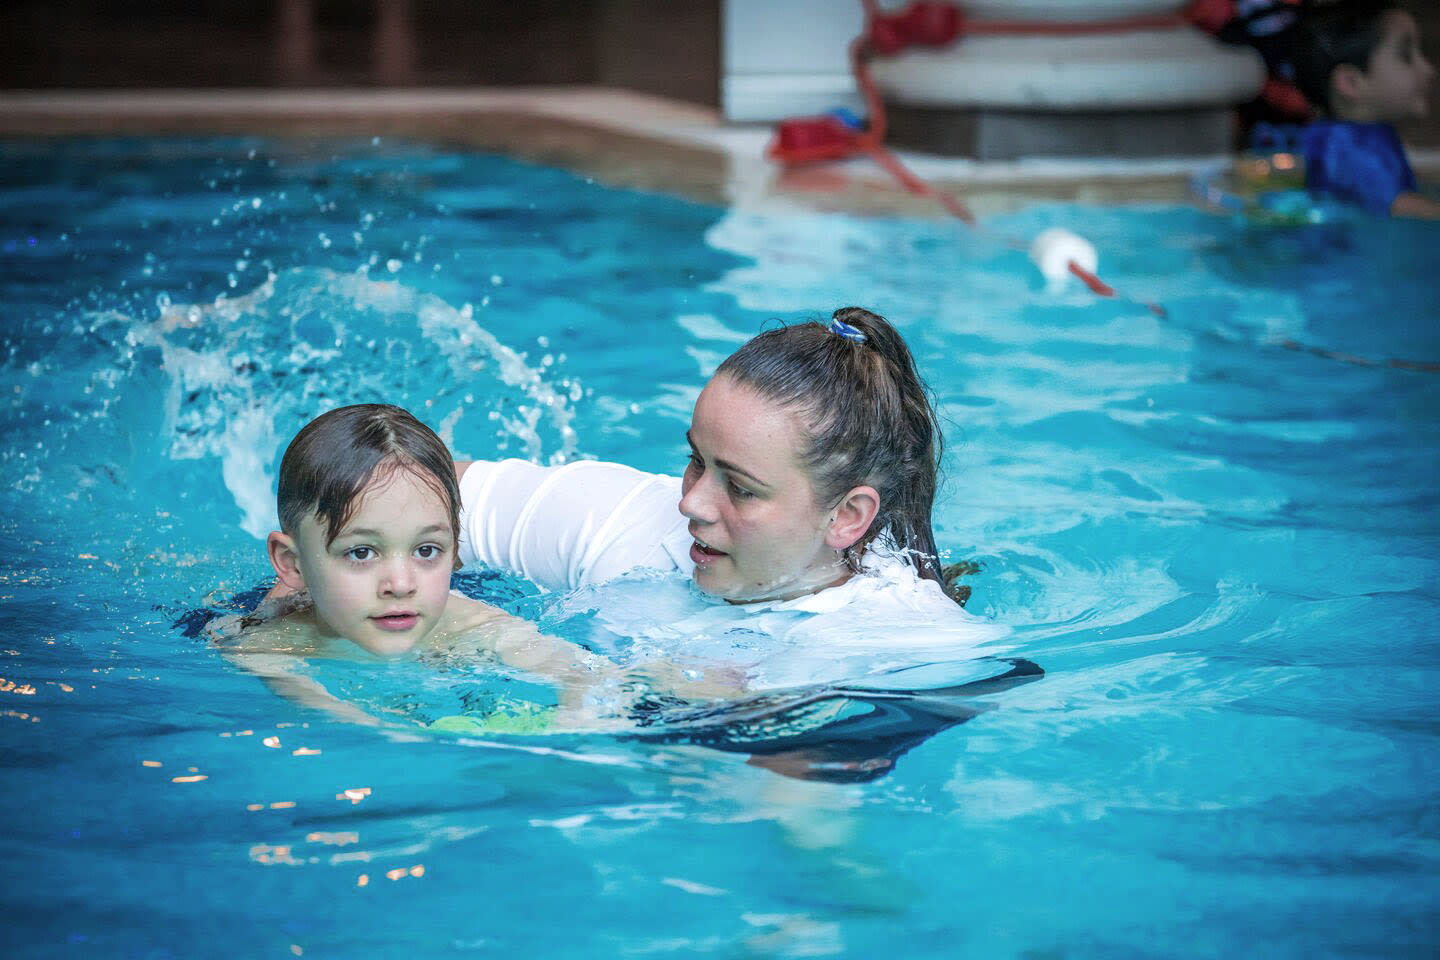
<box><xmin>678</xmin><ymin>475</ymin><xmax>717</xmax><ymax>524</ymax></box>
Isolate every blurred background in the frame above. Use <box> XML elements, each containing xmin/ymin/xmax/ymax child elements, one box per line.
<box><xmin>4</xmin><ymin>0</ymin><xmax>1437</xmax><ymax>150</ymax></box>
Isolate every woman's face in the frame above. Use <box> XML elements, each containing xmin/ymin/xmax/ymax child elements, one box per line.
<box><xmin>679</xmin><ymin>374</ymin><xmax>849</xmax><ymax>603</ymax></box>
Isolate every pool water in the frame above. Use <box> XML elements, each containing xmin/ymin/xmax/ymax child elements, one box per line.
<box><xmin>2</xmin><ymin>137</ymin><xmax>1437</xmax><ymax>958</ymax></box>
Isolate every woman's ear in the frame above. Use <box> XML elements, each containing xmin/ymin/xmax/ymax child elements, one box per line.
<box><xmin>267</xmin><ymin>531</ymin><xmax>307</xmax><ymax>591</ymax></box>
<box><xmin>824</xmin><ymin>485</ymin><xmax>880</xmax><ymax>552</ymax></box>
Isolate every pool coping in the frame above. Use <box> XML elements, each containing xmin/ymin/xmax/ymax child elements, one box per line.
<box><xmin>4</xmin><ymin>87</ymin><xmax>1438</xmax><ymax>216</ymax></box>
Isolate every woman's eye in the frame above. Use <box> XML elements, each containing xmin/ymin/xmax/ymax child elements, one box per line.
<box><xmin>728</xmin><ymin>481</ymin><xmax>755</xmax><ymax>500</ymax></box>
<box><xmin>346</xmin><ymin>546</ymin><xmax>375</xmax><ymax>562</ymax></box>
<box><xmin>684</xmin><ymin>453</ymin><xmax>703</xmax><ymax>474</ymax></box>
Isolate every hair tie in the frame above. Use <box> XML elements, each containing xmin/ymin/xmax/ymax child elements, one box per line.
<box><xmin>828</xmin><ymin>317</ymin><xmax>867</xmax><ymax>344</ymax></box>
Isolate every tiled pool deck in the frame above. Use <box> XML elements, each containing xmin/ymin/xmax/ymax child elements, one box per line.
<box><xmin>3</xmin><ymin>87</ymin><xmax>1437</xmax><ymax>216</ymax></box>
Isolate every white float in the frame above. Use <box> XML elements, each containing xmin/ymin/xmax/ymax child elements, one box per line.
<box><xmin>869</xmin><ymin>0</ymin><xmax>1266</xmax><ymax>157</ymax></box>
<box><xmin>1029</xmin><ymin>227</ymin><xmax>1098</xmax><ymax>290</ymax></box>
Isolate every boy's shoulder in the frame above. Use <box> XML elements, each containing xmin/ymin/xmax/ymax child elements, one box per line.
<box><xmin>214</xmin><ymin>610</ymin><xmax>328</xmax><ymax>657</ymax></box>
<box><xmin>1301</xmin><ymin>119</ymin><xmax>1406</xmax><ymax>154</ymax></box>
<box><xmin>441</xmin><ymin>591</ymin><xmax>509</xmax><ymax>628</ymax></box>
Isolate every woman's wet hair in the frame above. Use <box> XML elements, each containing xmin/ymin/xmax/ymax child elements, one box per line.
<box><xmin>1292</xmin><ymin>0</ymin><xmax>1401</xmax><ymax>114</ymax></box>
<box><xmin>715</xmin><ymin>307</ymin><xmax>952</xmax><ymax>594</ymax></box>
<box><xmin>277</xmin><ymin>404</ymin><xmax>461</xmax><ymax>556</ymax></box>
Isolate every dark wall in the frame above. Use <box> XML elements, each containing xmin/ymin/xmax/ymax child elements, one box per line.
<box><xmin>0</xmin><ymin>0</ymin><xmax>721</xmax><ymax>105</ymax></box>
<box><xmin>1406</xmin><ymin>1</ymin><xmax>1440</xmax><ymax>146</ymax></box>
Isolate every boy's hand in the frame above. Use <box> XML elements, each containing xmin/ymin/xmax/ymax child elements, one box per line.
<box><xmin>1391</xmin><ymin>191</ymin><xmax>1440</xmax><ymax>219</ymax></box>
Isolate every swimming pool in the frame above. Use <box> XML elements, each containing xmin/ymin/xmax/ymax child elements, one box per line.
<box><xmin>2</xmin><ymin>136</ymin><xmax>1437</xmax><ymax>957</ymax></box>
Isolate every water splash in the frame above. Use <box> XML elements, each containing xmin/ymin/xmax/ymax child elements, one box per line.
<box><xmin>126</xmin><ymin>267</ymin><xmax>582</xmax><ymax>538</ymax></box>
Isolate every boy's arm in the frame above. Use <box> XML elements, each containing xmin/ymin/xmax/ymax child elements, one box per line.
<box><xmin>222</xmin><ymin>650</ymin><xmax>387</xmax><ymax>727</ymax></box>
<box><xmin>1391</xmin><ymin>191</ymin><xmax>1440</xmax><ymax>219</ymax></box>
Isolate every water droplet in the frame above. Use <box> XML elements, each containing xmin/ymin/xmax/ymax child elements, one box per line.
<box><xmin>386</xmin><ymin>259</ymin><xmax>402</xmax><ymax>274</ymax></box>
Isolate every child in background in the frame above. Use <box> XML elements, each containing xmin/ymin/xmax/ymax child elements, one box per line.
<box><xmin>1292</xmin><ymin>1</ymin><xmax>1438</xmax><ymax>218</ymax></box>
<box><xmin>220</xmin><ymin>403</ymin><xmax>619</xmax><ymax>725</ymax></box>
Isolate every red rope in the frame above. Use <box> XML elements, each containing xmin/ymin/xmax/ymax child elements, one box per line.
<box><xmin>964</xmin><ymin>15</ymin><xmax>1184</xmax><ymax>36</ymax></box>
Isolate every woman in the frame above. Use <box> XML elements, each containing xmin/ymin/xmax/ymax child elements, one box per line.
<box><xmin>456</xmin><ymin>307</ymin><xmax>1006</xmax><ymax>685</ymax></box>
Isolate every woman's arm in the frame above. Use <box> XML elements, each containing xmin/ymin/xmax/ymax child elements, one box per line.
<box><xmin>453</xmin><ymin>458</ymin><xmax>690</xmax><ymax>591</ymax></box>
<box><xmin>443</xmin><ymin>596</ymin><xmax>746</xmax><ymax>723</ymax></box>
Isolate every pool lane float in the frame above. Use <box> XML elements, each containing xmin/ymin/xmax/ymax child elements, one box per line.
<box><xmin>1028</xmin><ymin>227</ymin><xmax>1098</xmax><ymax>291</ymax></box>
<box><xmin>430</xmin><ymin>703</ymin><xmax>557</xmax><ymax>735</ymax></box>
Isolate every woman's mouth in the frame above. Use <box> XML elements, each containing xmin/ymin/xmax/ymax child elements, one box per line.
<box><xmin>689</xmin><ymin>538</ymin><xmax>728</xmax><ymax>565</ymax></box>
<box><xmin>371</xmin><ymin>612</ymin><xmax>419</xmax><ymax>631</ymax></box>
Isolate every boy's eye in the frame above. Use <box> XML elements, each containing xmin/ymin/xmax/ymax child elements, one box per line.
<box><xmin>414</xmin><ymin>544</ymin><xmax>443</xmax><ymax>560</ymax></box>
<box><xmin>684</xmin><ymin>453</ymin><xmax>703</xmax><ymax>474</ymax></box>
<box><xmin>346</xmin><ymin>546</ymin><xmax>375</xmax><ymax>562</ymax></box>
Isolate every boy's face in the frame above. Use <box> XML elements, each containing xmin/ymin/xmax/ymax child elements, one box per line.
<box><xmin>1356</xmin><ymin>10</ymin><xmax>1435</xmax><ymax>122</ymax></box>
<box><xmin>273</xmin><ymin>467</ymin><xmax>456</xmax><ymax>656</ymax></box>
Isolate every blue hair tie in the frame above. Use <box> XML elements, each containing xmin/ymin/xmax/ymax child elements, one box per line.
<box><xmin>828</xmin><ymin>317</ymin><xmax>867</xmax><ymax>344</ymax></box>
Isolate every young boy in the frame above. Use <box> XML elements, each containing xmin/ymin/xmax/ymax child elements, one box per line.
<box><xmin>1292</xmin><ymin>1</ymin><xmax>1438</xmax><ymax>218</ymax></box>
<box><xmin>220</xmin><ymin>403</ymin><xmax>620</xmax><ymax>725</ymax></box>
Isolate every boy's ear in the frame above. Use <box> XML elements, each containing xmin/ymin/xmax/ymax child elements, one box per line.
<box><xmin>267</xmin><ymin>531</ymin><xmax>307</xmax><ymax>591</ymax></box>
<box><xmin>1332</xmin><ymin>63</ymin><xmax>1368</xmax><ymax>107</ymax></box>
<box><xmin>824</xmin><ymin>485</ymin><xmax>881</xmax><ymax>552</ymax></box>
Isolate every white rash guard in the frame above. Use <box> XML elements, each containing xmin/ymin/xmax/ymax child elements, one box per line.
<box><xmin>457</xmin><ymin>458</ymin><xmax>694</xmax><ymax>592</ymax></box>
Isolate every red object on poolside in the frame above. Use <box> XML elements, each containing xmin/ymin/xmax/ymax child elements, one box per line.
<box><xmin>1260</xmin><ymin>78</ymin><xmax>1312</xmax><ymax>119</ymax></box>
<box><xmin>1184</xmin><ymin>0</ymin><xmax>1235</xmax><ymax>34</ymax></box>
<box><xmin>768</xmin><ymin>115</ymin><xmax>866</xmax><ymax>167</ymax></box>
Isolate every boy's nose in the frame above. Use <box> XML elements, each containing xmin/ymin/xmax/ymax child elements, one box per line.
<box><xmin>379</xmin><ymin>559</ymin><xmax>417</xmax><ymax>596</ymax></box>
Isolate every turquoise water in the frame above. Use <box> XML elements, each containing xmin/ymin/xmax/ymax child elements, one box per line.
<box><xmin>2</xmin><ymin>137</ymin><xmax>1437</xmax><ymax>957</ymax></box>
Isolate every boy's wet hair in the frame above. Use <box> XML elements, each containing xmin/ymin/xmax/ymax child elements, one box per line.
<box><xmin>716</xmin><ymin>307</ymin><xmax>954</xmax><ymax>599</ymax></box>
<box><xmin>277</xmin><ymin>404</ymin><xmax>461</xmax><ymax>555</ymax></box>
<box><xmin>1292</xmin><ymin>0</ymin><xmax>1402</xmax><ymax>114</ymax></box>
